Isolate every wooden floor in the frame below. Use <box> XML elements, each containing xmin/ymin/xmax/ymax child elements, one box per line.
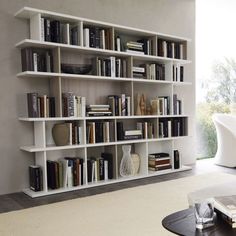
<box><xmin>0</xmin><ymin>158</ymin><xmax>235</xmax><ymax>214</ymax></box>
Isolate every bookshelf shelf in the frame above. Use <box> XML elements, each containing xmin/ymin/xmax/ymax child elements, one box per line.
<box><xmin>16</xmin><ymin>39</ymin><xmax>191</xmax><ymax>64</ymax></box>
<box><xmin>16</xmin><ymin>7</ymin><xmax>192</xmax><ymax>197</ymax></box>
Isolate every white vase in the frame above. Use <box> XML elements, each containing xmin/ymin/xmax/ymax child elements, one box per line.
<box><xmin>120</xmin><ymin>145</ymin><xmax>135</xmax><ymax>177</ymax></box>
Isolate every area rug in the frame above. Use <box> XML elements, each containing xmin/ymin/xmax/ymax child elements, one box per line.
<box><xmin>1</xmin><ymin>172</ymin><xmax>236</xmax><ymax>236</ymax></box>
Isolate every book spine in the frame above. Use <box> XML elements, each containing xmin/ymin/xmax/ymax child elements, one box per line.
<box><xmin>27</xmin><ymin>93</ymin><xmax>39</xmax><ymax>117</ymax></box>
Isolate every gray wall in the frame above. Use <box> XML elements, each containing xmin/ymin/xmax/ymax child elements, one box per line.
<box><xmin>0</xmin><ymin>0</ymin><xmax>195</xmax><ymax>195</ymax></box>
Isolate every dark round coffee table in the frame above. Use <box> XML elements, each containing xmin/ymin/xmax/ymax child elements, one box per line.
<box><xmin>162</xmin><ymin>208</ymin><xmax>236</xmax><ymax>236</ymax></box>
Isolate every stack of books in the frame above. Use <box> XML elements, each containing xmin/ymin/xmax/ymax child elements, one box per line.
<box><xmin>125</xmin><ymin>41</ymin><xmax>144</xmax><ymax>55</ymax></box>
<box><xmin>86</xmin><ymin>104</ymin><xmax>112</xmax><ymax>116</ymax></box>
<box><xmin>133</xmin><ymin>66</ymin><xmax>145</xmax><ymax>79</ymax></box>
<box><xmin>116</xmin><ymin>122</ymin><xmax>142</xmax><ymax>141</ymax></box>
<box><xmin>148</xmin><ymin>153</ymin><xmax>172</xmax><ymax>171</ymax></box>
<box><xmin>213</xmin><ymin>195</ymin><xmax>236</xmax><ymax>228</ymax></box>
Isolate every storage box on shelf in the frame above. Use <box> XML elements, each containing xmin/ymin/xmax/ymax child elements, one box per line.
<box><xmin>16</xmin><ymin>7</ymin><xmax>192</xmax><ymax>197</ymax></box>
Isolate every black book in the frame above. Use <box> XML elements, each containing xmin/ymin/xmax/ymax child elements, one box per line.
<box><xmin>89</xmin><ymin>27</ymin><xmax>96</xmax><ymax>48</ymax></box>
<box><xmin>29</xmin><ymin>165</ymin><xmax>41</xmax><ymax>192</ymax></box>
<box><xmin>87</xmin><ymin>159</ymin><xmax>93</xmax><ymax>182</ymax></box>
<box><xmin>21</xmin><ymin>48</ymin><xmax>33</xmax><ymax>71</ymax></box>
<box><xmin>173</xmin><ymin>94</ymin><xmax>177</xmax><ymax>115</ymax></box>
<box><xmin>101</xmin><ymin>152</ymin><xmax>113</xmax><ymax>179</ymax></box>
<box><xmin>79</xmin><ymin>158</ymin><xmax>84</xmax><ymax>185</ymax></box>
<box><xmin>50</xmin><ymin>20</ymin><xmax>61</xmax><ymax>43</ymax></box>
<box><xmin>172</xmin><ymin>118</ymin><xmax>179</xmax><ymax>137</ymax></box>
<box><xmin>49</xmin><ymin>97</ymin><xmax>56</xmax><ymax>117</ymax></box>
<box><xmin>27</xmin><ymin>92</ymin><xmax>39</xmax><ymax>118</ymax></box>
<box><xmin>46</xmin><ymin>160</ymin><xmax>57</xmax><ymax>189</ymax></box>
<box><xmin>137</xmin><ymin>39</ymin><xmax>148</xmax><ymax>54</ymax></box>
<box><xmin>167</xmin><ymin>41</ymin><xmax>172</xmax><ymax>58</ymax></box>
<box><xmin>180</xmin><ymin>66</ymin><xmax>184</xmax><ymax>82</ymax></box>
<box><xmin>94</xmin><ymin>27</ymin><xmax>100</xmax><ymax>48</ymax></box>
<box><xmin>173</xmin><ymin>150</ymin><xmax>180</xmax><ymax>169</ymax></box>
<box><xmin>117</xmin><ymin>122</ymin><xmax>124</xmax><ymax>140</ymax></box>
<box><xmin>149</xmin><ymin>152</ymin><xmax>170</xmax><ymax>159</ymax></box>
<box><xmin>44</xmin><ymin>18</ymin><xmax>51</xmax><ymax>42</ymax></box>
<box><xmin>175</xmin><ymin>43</ymin><xmax>180</xmax><ymax>59</ymax></box>
<box><xmin>98</xmin><ymin>158</ymin><xmax>105</xmax><ymax>181</ymax></box>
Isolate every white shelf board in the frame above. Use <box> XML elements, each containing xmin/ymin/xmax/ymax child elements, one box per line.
<box><xmin>18</xmin><ymin>71</ymin><xmax>191</xmax><ymax>85</ymax></box>
<box><xmin>15</xmin><ymin>7</ymin><xmax>191</xmax><ymax>42</ymax></box>
<box><xmin>23</xmin><ymin>165</ymin><xmax>192</xmax><ymax>198</ymax></box>
<box><xmin>20</xmin><ymin>144</ymin><xmax>86</xmax><ymax>152</ymax></box>
<box><xmin>20</xmin><ymin>136</ymin><xmax>189</xmax><ymax>152</ymax></box>
<box><xmin>16</xmin><ymin>39</ymin><xmax>191</xmax><ymax>65</ymax></box>
<box><xmin>19</xmin><ymin>114</ymin><xmax>190</xmax><ymax>122</ymax></box>
<box><xmin>172</xmin><ymin>81</ymin><xmax>192</xmax><ymax>86</ymax></box>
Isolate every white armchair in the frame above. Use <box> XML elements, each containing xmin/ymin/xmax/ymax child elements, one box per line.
<box><xmin>213</xmin><ymin>113</ymin><xmax>236</xmax><ymax>167</ymax></box>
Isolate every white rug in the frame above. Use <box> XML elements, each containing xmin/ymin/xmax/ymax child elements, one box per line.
<box><xmin>1</xmin><ymin>172</ymin><xmax>236</xmax><ymax>236</ymax></box>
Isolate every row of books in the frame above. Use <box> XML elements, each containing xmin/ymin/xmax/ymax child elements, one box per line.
<box><xmin>87</xmin><ymin>153</ymin><xmax>114</xmax><ymax>182</ymax></box>
<box><xmin>173</xmin><ymin>64</ymin><xmax>184</xmax><ymax>82</ymax></box>
<box><xmin>47</xmin><ymin>158</ymin><xmax>84</xmax><ymax>190</ymax></box>
<box><xmin>148</xmin><ymin>152</ymin><xmax>172</xmax><ymax>171</ymax></box>
<box><xmin>158</xmin><ymin>39</ymin><xmax>185</xmax><ymax>59</ymax></box>
<box><xmin>62</xmin><ymin>92</ymin><xmax>86</xmax><ymax>117</ymax></box>
<box><xmin>137</xmin><ymin>122</ymin><xmax>155</xmax><ymax>139</ymax></box>
<box><xmin>150</xmin><ymin>96</ymin><xmax>170</xmax><ymax>116</ymax></box>
<box><xmin>83</xmin><ymin>27</ymin><xmax>112</xmax><ymax>49</ymax></box>
<box><xmin>87</xmin><ymin>121</ymin><xmax>114</xmax><ymax>144</ymax></box>
<box><xmin>108</xmin><ymin>94</ymin><xmax>131</xmax><ymax>116</ymax></box>
<box><xmin>173</xmin><ymin>94</ymin><xmax>183</xmax><ymax>115</ymax></box>
<box><xmin>41</xmin><ymin>18</ymin><xmax>80</xmax><ymax>45</ymax></box>
<box><xmin>93</xmin><ymin>56</ymin><xmax>127</xmax><ymax>78</ymax></box>
<box><xmin>159</xmin><ymin>118</ymin><xmax>187</xmax><ymax>138</ymax></box>
<box><xmin>21</xmin><ymin>48</ymin><xmax>53</xmax><ymax>72</ymax></box>
<box><xmin>27</xmin><ymin>93</ymin><xmax>55</xmax><ymax>118</ymax></box>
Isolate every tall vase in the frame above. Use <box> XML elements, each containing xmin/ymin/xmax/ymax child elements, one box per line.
<box><xmin>120</xmin><ymin>145</ymin><xmax>135</xmax><ymax>177</ymax></box>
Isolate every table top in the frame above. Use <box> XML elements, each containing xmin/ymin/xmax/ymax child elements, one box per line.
<box><xmin>162</xmin><ymin>208</ymin><xmax>236</xmax><ymax>236</ymax></box>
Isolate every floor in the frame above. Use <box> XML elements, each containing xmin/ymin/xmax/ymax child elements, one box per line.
<box><xmin>0</xmin><ymin>158</ymin><xmax>235</xmax><ymax>214</ymax></box>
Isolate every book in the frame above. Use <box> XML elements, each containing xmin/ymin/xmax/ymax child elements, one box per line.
<box><xmin>27</xmin><ymin>93</ymin><xmax>39</xmax><ymax>117</ymax></box>
<box><xmin>173</xmin><ymin>149</ymin><xmax>180</xmax><ymax>169</ymax></box>
<box><xmin>29</xmin><ymin>165</ymin><xmax>42</xmax><ymax>191</ymax></box>
<box><xmin>214</xmin><ymin>195</ymin><xmax>236</xmax><ymax>219</ymax></box>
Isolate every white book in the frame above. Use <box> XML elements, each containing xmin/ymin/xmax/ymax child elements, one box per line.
<box><xmin>104</xmin><ymin>160</ymin><xmax>108</xmax><ymax>180</ymax></box>
<box><xmin>40</xmin><ymin>18</ymin><xmax>45</xmax><ymax>41</ymax></box>
<box><xmin>60</xmin><ymin>159</ymin><xmax>68</xmax><ymax>188</ymax></box>
<box><xmin>67</xmin><ymin>166</ymin><xmax>73</xmax><ymax>188</ymax></box>
<box><xmin>94</xmin><ymin>160</ymin><xmax>98</xmax><ymax>182</ymax></box>
<box><xmin>125</xmin><ymin>130</ymin><xmax>142</xmax><ymax>136</ymax></box>
<box><xmin>133</xmin><ymin>66</ymin><xmax>145</xmax><ymax>73</ymax></box>
<box><xmin>110</xmin><ymin>56</ymin><xmax>116</xmax><ymax>77</ymax></box>
<box><xmin>83</xmin><ymin>28</ymin><xmax>90</xmax><ymax>47</ymax></box>
<box><xmin>150</xmin><ymin>64</ymin><xmax>156</xmax><ymax>80</ymax></box>
<box><xmin>168</xmin><ymin>120</ymin><xmax>172</xmax><ymax>137</ymax></box>
<box><xmin>162</xmin><ymin>41</ymin><xmax>167</xmax><ymax>57</ymax></box>
<box><xmin>92</xmin><ymin>161</ymin><xmax>95</xmax><ymax>183</ymax></box>
<box><xmin>76</xmin><ymin>96</ymin><xmax>81</xmax><ymax>117</ymax></box>
<box><xmin>116</xmin><ymin>37</ymin><xmax>121</xmax><ymax>51</ymax></box>
<box><xmin>126</xmin><ymin>96</ymin><xmax>131</xmax><ymax>116</ymax></box>
<box><xmin>79</xmin><ymin>164</ymin><xmax>82</xmax><ymax>185</ymax></box>
<box><xmin>144</xmin><ymin>122</ymin><xmax>148</xmax><ymax>139</ymax></box>
<box><xmin>171</xmin><ymin>42</ymin><xmax>175</xmax><ymax>59</ymax></box>
<box><xmin>81</xmin><ymin>97</ymin><xmax>86</xmax><ymax>117</ymax></box>
<box><xmin>147</xmin><ymin>40</ymin><xmax>150</xmax><ymax>55</ymax></box>
<box><xmin>100</xmin><ymin>29</ymin><xmax>105</xmax><ymax>49</ymax></box>
<box><xmin>67</xmin><ymin>123</ymin><xmax>72</xmax><ymax>145</ymax></box>
<box><xmin>33</xmin><ymin>52</ymin><xmax>38</xmax><ymax>71</ymax></box>
<box><xmin>43</xmin><ymin>95</ymin><xmax>47</xmax><ymax>117</ymax></box>
<box><xmin>177</xmin><ymin>64</ymin><xmax>181</xmax><ymax>82</ymax></box>
<box><xmin>73</xmin><ymin>95</ymin><xmax>77</xmax><ymax>117</ymax></box>
<box><xmin>125</xmin><ymin>49</ymin><xmax>145</xmax><ymax>55</ymax></box>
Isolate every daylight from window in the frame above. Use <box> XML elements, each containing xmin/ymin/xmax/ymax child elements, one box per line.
<box><xmin>196</xmin><ymin>0</ymin><xmax>236</xmax><ymax>159</ymax></box>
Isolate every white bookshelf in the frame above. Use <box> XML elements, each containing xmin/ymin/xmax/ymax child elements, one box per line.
<box><xmin>16</xmin><ymin>7</ymin><xmax>192</xmax><ymax>198</ymax></box>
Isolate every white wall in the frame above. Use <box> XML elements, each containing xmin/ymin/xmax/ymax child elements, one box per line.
<box><xmin>0</xmin><ymin>0</ymin><xmax>195</xmax><ymax>195</ymax></box>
